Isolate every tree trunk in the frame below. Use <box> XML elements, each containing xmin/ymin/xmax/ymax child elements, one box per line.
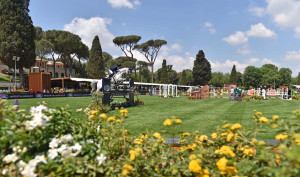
<box><xmin>69</xmin><ymin>55</ymin><xmax>73</xmax><ymax>77</ymax></box>
<box><xmin>151</xmin><ymin>63</ymin><xmax>154</xmax><ymax>83</ymax></box>
<box><xmin>53</xmin><ymin>60</ymin><xmax>56</xmax><ymax>78</ymax></box>
<box><xmin>63</xmin><ymin>56</ymin><xmax>67</xmax><ymax>77</ymax></box>
<box><xmin>134</xmin><ymin>68</ymin><xmax>137</xmax><ymax>81</ymax></box>
<box><xmin>19</xmin><ymin>67</ymin><xmax>24</xmax><ymax>88</ymax></box>
<box><xmin>39</xmin><ymin>58</ymin><xmax>42</xmax><ymax>72</ymax></box>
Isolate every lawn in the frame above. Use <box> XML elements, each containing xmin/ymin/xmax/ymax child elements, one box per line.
<box><xmin>5</xmin><ymin>95</ymin><xmax>300</xmax><ymax>139</ymax></box>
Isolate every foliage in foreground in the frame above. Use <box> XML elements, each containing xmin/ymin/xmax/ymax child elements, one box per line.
<box><xmin>1</xmin><ymin>99</ymin><xmax>300</xmax><ymax>176</ymax></box>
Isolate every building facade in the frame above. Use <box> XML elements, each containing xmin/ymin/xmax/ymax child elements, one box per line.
<box><xmin>0</xmin><ymin>58</ymin><xmax>75</xmax><ymax>78</ymax></box>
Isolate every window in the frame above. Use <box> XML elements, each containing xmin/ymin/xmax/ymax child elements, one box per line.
<box><xmin>61</xmin><ymin>73</ymin><xmax>64</xmax><ymax>78</ymax></box>
<box><xmin>55</xmin><ymin>73</ymin><xmax>58</xmax><ymax>78</ymax></box>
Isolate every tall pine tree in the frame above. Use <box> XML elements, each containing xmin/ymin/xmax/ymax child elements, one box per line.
<box><xmin>87</xmin><ymin>36</ymin><xmax>105</xmax><ymax>79</ymax></box>
<box><xmin>229</xmin><ymin>65</ymin><xmax>237</xmax><ymax>84</ymax></box>
<box><xmin>192</xmin><ymin>50</ymin><xmax>212</xmax><ymax>85</ymax></box>
<box><xmin>160</xmin><ymin>59</ymin><xmax>168</xmax><ymax>83</ymax></box>
<box><xmin>0</xmin><ymin>0</ymin><xmax>36</xmax><ymax>86</ymax></box>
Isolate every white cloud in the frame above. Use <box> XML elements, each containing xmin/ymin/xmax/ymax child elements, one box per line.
<box><xmin>108</xmin><ymin>0</ymin><xmax>141</xmax><ymax>9</ymax></box>
<box><xmin>260</xmin><ymin>58</ymin><xmax>280</xmax><ymax>66</ymax></box>
<box><xmin>204</xmin><ymin>22</ymin><xmax>213</xmax><ymax>28</ymax></box>
<box><xmin>248</xmin><ymin>57</ymin><xmax>260</xmax><ymax>64</ymax></box>
<box><xmin>249</xmin><ymin>6</ymin><xmax>266</xmax><ymax>17</ymax></box>
<box><xmin>63</xmin><ymin>17</ymin><xmax>119</xmax><ymax>51</ymax></box>
<box><xmin>245</xmin><ymin>57</ymin><xmax>280</xmax><ymax>67</ymax></box>
<box><xmin>209</xmin><ymin>28</ymin><xmax>216</xmax><ymax>34</ymax></box>
<box><xmin>246</xmin><ymin>23</ymin><xmax>277</xmax><ymax>38</ymax></box>
<box><xmin>209</xmin><ymin>60</ymin><xmax>249</xmax><ymax>73</ymax></box>
<box><xmin>204</xmin><ymin>22</ymin><xmax>216</xmax><ymax>34</ymax></box>
<box><xmin>223</xmin><ymin>31</ymin><xmax>248</xmax><ymax>45</ymax></box>
<box><xmin>170</xmin><ymin>43</ymin><xmax>182</xmax><ymax>52</ymax></box>
<box><xmin>284</xmin><ymin>50</ymin><xmax>300</xmax><ymax>61</ymax></box>
<box><xmin>294</xmin><ymin>27</ymin><xmax>300</xmax><ymax>38</ymax></box>
<box><xmin>265</xmin><ymin>0</ymin><xmax>300</xmax><ymax>37</ymax></box>
<box><xmin>237</xmin><ymin>48</ymin><xmax>251</xmax><ymax>55</ymax></box>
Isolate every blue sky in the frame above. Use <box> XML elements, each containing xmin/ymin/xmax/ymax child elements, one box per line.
<box><xmin>30</xmin><ymin>0</ymin><xmax>300</xmax><ymax>76</ymax></box>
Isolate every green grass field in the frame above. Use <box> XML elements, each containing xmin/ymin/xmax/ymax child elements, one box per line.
<box><xmin>6</xmin><ymin>96</ymin><xmax>300</xmax><ymax>139</ymax></box>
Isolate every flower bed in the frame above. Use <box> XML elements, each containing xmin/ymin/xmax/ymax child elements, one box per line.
<box><xmin>1</xmin><ymin>99</ymin><xmax>300</xmax><ymax>176</ymax></box>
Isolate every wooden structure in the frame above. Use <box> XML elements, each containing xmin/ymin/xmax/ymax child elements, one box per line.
<box><xmin>191</xmin><ymin>85</ymin><xmax>210</xmax><ymax>99</ymax></box>
<box><xmin>28</xmin><ymin>72</ymin><xmax>51</xmax><ymax>92</ymax></box>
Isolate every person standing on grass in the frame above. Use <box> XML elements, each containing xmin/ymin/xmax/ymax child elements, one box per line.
<box><xmin>234</xmin><ymin>87</ymin><xmax>237</xmax><ymax>101</ymax></box>
<box><xmin>237</xmin><ymin>86</ymin><xmax>242</xmax><ymax>101</ymax></box>
<box><xmin>229</xmin><ymin>87</ymin><xmax>234</xmax><ymax>101</ymax></box>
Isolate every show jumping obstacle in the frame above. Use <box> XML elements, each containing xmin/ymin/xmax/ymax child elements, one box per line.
<box><xmin>190</xmin><ymin>85</ymin><xmax>210</xmax><ymax>99</ymax></box>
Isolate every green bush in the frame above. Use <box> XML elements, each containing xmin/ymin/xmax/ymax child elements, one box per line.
<box><xmin>1</xmin><ymin>99</ymin><xmax>300</xmax><ymax>176</ymax></box>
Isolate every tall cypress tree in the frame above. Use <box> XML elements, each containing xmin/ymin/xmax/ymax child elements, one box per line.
<box><xmin>229</xmin><ymin>65</ymin><xmax>237</xmax><ymax>84</ymax></box>
<box><xmin>297</xmin><ymin>72</ymin><xmax>300</xmax><ymax>85</ymax></box>
<box><xmin>160</xmin><ymin>59</ymin><xmax>168</xmax><ymax>84</ymax></box>
<box><xmin>0</xmin><ymin>0</ymin><xmax>36</xmax><ymax>86</ymax></box>
<box><xmin>180</xmin><ymin>69</ymin><xmax>187</xmax><ymax>85</ymax></box>
<box><xmin>192</xmin><ymin>50</ymin><xmax>212</xmax><ymax>85</ymax></box>
<box><xmin>87</xmin><ymin>36</ymin><xmax>105</xmax><ymax>79</ymax></box>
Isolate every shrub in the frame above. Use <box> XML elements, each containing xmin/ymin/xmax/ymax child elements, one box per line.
<box><xmin>1</xmin><ymin>99</ymin><xmax>300</xmax><ymax>176</ymax></box>
<box><xmin>292</xmin><ymin>95</ymin><xmax>299</xmax><ymax>100</ymax></box>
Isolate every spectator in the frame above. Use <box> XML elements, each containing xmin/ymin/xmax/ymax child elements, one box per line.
<box><xmin>237</xmin><ymin>87</ymin><xmax>242</xmax><ymax>101</ymax></box>
<box><xmin>229</xmin><ymin>87</ymin><xmax>234</xmax><ymax>101</ymax></box>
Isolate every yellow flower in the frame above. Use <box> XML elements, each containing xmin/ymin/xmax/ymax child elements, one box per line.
<box><xmin>258</xmin><ymin>141</ymin><xmax>266</xmax><ymax>146</ymax></box>
<box><xmin>275</xmin><ymin>154</ymin><xmax>281</xmax><ymax>162</ymax></box>
<box><xmin>215</xmin><ymin>146</ymin><xmax>235</xmax><ymax>157</ymax></box>
<box><xmin>155</xmin><ymin>168</ymin><xmax>160</xmax><ymax>173</ymax></box>
<box><xmin>251</xmin><ymin>138</ymin><xmax>258</xmax><ymax>144</ymax></box>
<box><xmin>163</xmin><ymin>119</ymin><xmax>172</xmax><ymax>126</ymax></box>
<box><xmin>199</xmin><ymin>135</ymin><xmax>208</xmax><ymax>142</ymax></box>
<box><xmin>225</xmin><ymin>166</ymin><xmax>238</xmax><ymax>175</ymax></box>
<box><xmin>116</xmin><ymin>119</ymin><xmax>122</xmax><ymax>123</ymax></box>
<box><xmin>216</xmin><ymin>157</ymin><xmax>228</xmax><ymax>171</ymax></box>
<box><xmin>189</xmin><ymin>154</ymin><xmax>196</xmax><ymax>160</ymax></box>
<box><xmin>271</xmin><ymin>123</ymin><xmax>277</xmax><ymax>128</ymax></box>
<box><xmin>189</xmin><ymin>160</ymin><xmax>202</xmax><ymax>173</ymax></box>
<box><xmin>222</xmin><ymin>124</ymin><xmax>230</xmax><ymax>129</ymax></box>
<box><xmin>107</xmin><ymin>116</ymin><xmax>115</xmax><ymax>122</ymax></box>
<box><xmin>230</xmin><ymin>123</ymin><xmax>242</xmax><ymax>131</ymax></box>
<box><xmin>182</xmin><ymin>132</ymin><xmax>190</xmax><ymax>136</ymax></box>
<box><xmin>175</xmin><ymin>119</ymin><xmax>182</xmax><ymax>124</ymax></box>
<box><xmin>123</xmin><ymin>129</ymin><xmax>129</xmax><ymax>136</ymax></box>
<box><xmin>122</xmin><ymin>164</ymin><xmax>133</xmax><ymax>176</ymax></box>
<box><xmin>226</xmin><ymin>133</ymin><xmax>235</xmax><ymax>142</ymax></box>
<box><xmin>197</xmin><ymin>169</ymin><xmax>210</xmax><ymax>177</ymax></box>
<box><xmin>120</xmin><ymin>109</ymin><xmax>128</xmax><ymax>116</ymax></box>
<box><xmin>243</xmin><ymin>148</ymin><xmax>254</xmax><ymax>156</ymax></box>
<box><xmin>88</xmin><ymin>115</ymin><xmax>95</xmax><ymax>120</ymax></box>
<box><xmin>134</xmin><ymin>138</ymin><xmax>143</xmax><ymax>145</ymax></box>
<box><xmin>256</xmin><ymin>112</ymin><xmax>262</xmax><ymax>115</ymax></box>
<box><xmin>140</xmin><ymin>134</ymin><xmax>148</xmax><ymax>139</ymax></box>
<box><xmin>211</xmin><ymin>133</ymin><xmax>218</xmax><ymax>140</ymax></box>
<box><xmin>129</xmin><ymin>150</ymin><xmax>136</xmax><ymax>161</ymax></box>
<box><xmin>275</xmin><ymin>134</ymin><xmax>288</xmax><ymax>140</ymax></box>
<box><xmin>153</xmin><ymin>132</ymin><xmax>161</xmax><ymax>139</ymax></box>
<box><xmin>134</xmin><ymin>148</ymin><xmax>142</xmax><ymax>153</ymax></box>
<box><xmin>91</xmin><ymin>110</ymin><xmax>99</xmax><ymax>115</ymax></box>
<box><xmin>272</xmin><ymin>115</ymin><xmax>279</xmax><ymax>120</ymax></box>
<box><xmin>220</xmin><ymin>132</ymin><xmax>228</xmax><ymax>137</ymax></box>
<box><xmin>99</xmin><ymin>113</ymin><xmax>107</xmax><ymax>120</ymax></box>
<box><xmin>259</xmin><ymin>117</ymin><xmax>269</xmax><ymax>124</ymax></box>
<box><xmin>295</xmin><ymin>138</ymin><xmax>300</xmax><ymax>145</ymax></box>
<box><xmin>186</xmin><ymin>143</ymin><xmax>197</xmax><ymax>151</ymax></box>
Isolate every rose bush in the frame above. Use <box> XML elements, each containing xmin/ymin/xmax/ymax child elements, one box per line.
<box><xmin>1</xmin><ymin>98</ymin><xmax>300</xmax><ymax>176</ymax></box>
